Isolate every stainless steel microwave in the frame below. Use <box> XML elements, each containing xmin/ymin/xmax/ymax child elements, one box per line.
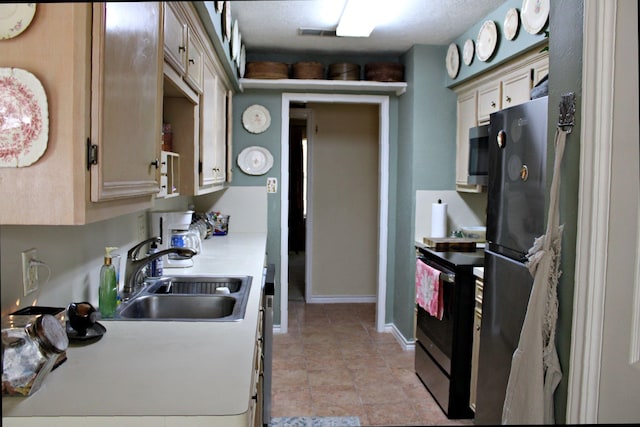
<box><xmin>468</xmin><ymin>124</ymin><xmax>489</xmax><ymax>185</ymax></box>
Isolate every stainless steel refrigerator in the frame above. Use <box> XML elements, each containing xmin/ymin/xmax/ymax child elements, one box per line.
<box><xmin>475</xmin><ymin>96</ymin><xmax>549</xmax><ymax>425</ymax></box>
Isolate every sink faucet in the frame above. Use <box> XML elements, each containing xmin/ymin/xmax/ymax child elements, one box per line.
<box><xmin>121</xmin><ymin>237</ymin><xmax>196</xmax><ymax>301</ymax></box>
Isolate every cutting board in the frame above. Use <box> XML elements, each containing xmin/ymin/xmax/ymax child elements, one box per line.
<box><xmin>423</xmin><ymin>237</ymin><xmax>481</xmax><ymax>252</ymax></box>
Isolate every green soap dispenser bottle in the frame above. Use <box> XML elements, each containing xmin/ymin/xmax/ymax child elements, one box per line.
<box><xmin>99</xmin><ymin>246</ymin><xmax>118</xmax><ymax>318</ymax></box>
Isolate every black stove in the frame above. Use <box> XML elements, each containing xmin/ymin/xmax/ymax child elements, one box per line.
<box><xmin>414</xmin><ymin>242</ymin><xmax>484</xmax><ymax>419</ymax></box>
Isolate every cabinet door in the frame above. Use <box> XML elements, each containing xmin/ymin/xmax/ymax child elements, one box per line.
<box><xmin>90</xmin><ymin>2</ymin><xmax>162</xmax><ymax>201</ymax></box>
<box><xmin>212</xmin><ymin>76</ymin><xmax>228</xmax><ymax>184</ymax></box>
<box><xmin>502</xmin><ymin>67</ymin><xmax>532</xmax><ymax>109</ymax></box>
<box><xmin>456</xmin><ymin>91</ymin><xmax>478</xmax><ymax>187</ymax></box>
<box><xmin>477</xmin><ymin>81</ymin><xmax>501</xmax><ymax>124</ymax></box>
<box><xmin>533</xmin><ymin>58</ymin><xmax>549</xmax><ymax>86</ymax></box>
<box><xmin>200</xmin><ymin>56</ymin><xmax>225</xmax><ymax>187</ymax></box>
<box><xmin>163</xmin><ymin>2</ymin><xmax>187</xmax><ymax>75</ymax></box>
<box><xmin>185</xmin><ymin>31</ymin><xmax>205</xmax><ymax>93</ymax></box>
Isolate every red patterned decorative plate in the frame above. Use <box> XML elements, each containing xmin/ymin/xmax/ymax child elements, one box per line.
<box><xmin>0</xmin><ymin>67</ymin><xmax>49</xmax><ymax>167</ymax></box>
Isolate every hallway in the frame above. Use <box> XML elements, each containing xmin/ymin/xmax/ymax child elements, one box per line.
<box><xmin>271</xmin><ymin>302</ymin><xmax>473</xmax><ymax>426</ymax></box>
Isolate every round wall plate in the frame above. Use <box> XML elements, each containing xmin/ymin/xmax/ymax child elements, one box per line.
<box><xmin>521</xmin><ymin>0</ymin><xmax>549</xmax><ymax>34</ymax></box>
<box><xmin>237</xmin><ymin>146</ymin><xmax>274</xmax><ymax>175</ymax></box>
<box><xmin>0</xmin><ymin>3</ymin><xmax>36</xmax><ymax>40</ymax></box>
<box><xmin>0</xmin><ymin>67</ymin><xmax>49</xmax><ymax>167</ymax></box>
<box><xmin>476</xmin><ymin>20</ymin><xmax>498</xmax><ymax>62</ymax></box>
<box><xmin>504</xmin><ymin>8</ymin><xmax>520</xmax><ymax>40</ymax></box>
<box><xmin>463</xmin><ymin>39</ymin><xmax>475</xmax><ymax>65</ymax></box>
<box><xmin>242</xmin><ymin>104</ymin><xmax>271</xmax><ymax>134</ymax></box>
<box><xmin>446</xmin><ymin>43</ymin><xmax>460</xmax><ymax>79</ymax></box>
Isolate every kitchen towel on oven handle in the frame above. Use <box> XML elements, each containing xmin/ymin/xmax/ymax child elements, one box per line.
<box><xmin>415</xmin><ymin>258</ymin><xmax>444</xmax><ymax>320</ymax></box>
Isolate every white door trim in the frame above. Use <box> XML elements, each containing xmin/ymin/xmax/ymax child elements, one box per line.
<box><xmin>567</xmin><ymin>0</ymin><xmax>617</xmax><ymax>422</ymax></box>
<box><xmin>280</xmin><ymin>93</ymin><xmax>390</xmax><ymax>334</ymax></box>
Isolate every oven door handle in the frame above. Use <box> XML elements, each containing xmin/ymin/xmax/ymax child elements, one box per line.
<box><xmin>439</xmin><ymin>272</ymin><xmax>455</xmax><ymax>284</ymax></box>
<box><xmin>418</xmin><ymin>255</ymin><xmax>456</xmax><ymax>284</ymax></box>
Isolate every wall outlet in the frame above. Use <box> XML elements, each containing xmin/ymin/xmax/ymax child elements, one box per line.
<box><xmin>267</xmin><ymin>177</ymin><xmax>278</xmax><ymax>193</ymax></box>
<box><xmin>21</xmin><ymin>248</ymin><xmax>38</xmax><ymax>296</ymax></box>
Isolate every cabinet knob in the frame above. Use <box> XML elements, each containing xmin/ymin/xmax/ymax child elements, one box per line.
<box><xmin>189</xmin><ymin>58</ymin><xmax>195</xmax><ymax>64</ymax></box>
<box><xmin>150</xmin><ymin>159</ymin><xmax>160</xmax><ymax>168</ymax></box>
<box><xmin>505</xmin><ymin>96</ymin><xmax>512</xmax><ymax>103</ymax></box>
<box><xmin>178</xmin><ymin>45</ymin><xmax>185</xmax><ymax>52</ymax></box>
<box><xmin>490</xmin><ymin>101</ymin><xmax>496</xmax><ymax>108</ymax></box>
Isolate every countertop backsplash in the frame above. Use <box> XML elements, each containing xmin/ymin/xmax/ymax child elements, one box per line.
<box><xmin>415</xmin><ymin>190</ymin><xmax>487</xmax><ymax>241</ymax></box>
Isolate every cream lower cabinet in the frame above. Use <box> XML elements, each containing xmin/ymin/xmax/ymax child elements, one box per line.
<box><xmin>470</xmin><ymin>276</ymin><xmax>484</xmax><ymax>412</ymax></box>
<box><xmin>0</xmin><ymin>2</ymin><xmax>162</xmax><ymax>225</ymax></box>
<box><xmin>454</xmin><ymin>48</ymin><xmax>548</xmax><ymax>193</ymax></box>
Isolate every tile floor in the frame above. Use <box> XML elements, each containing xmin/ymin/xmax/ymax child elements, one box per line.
<box><xmin>271</xmin><ymin>301</ymin><xmax>474</xmax><ymax>426</ymax></box>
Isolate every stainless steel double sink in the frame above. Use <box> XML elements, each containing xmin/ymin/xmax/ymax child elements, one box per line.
<box><xmin>113</xmin><ymin>276</ymin><xmax>252</xmax><ymax>322</ymax></box>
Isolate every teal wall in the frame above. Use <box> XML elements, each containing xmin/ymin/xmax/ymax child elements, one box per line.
<box><xmin>446</xmin><ymin>0</ymin><xmax>548</xmax><ymax>86</ymax></box>
<box><xmin>547</xmin><ymin>1</ymin><xmax>583</xmax><ymax>422</ymax></box>
<box><xmin>231</xmin><ymin>92</ymin><xmax>284</xmax><ymax>322</ymax></box>
<box><xmin>392</xmin><ymin>45</ymin><xmax>458</xmax><ymax>340</ymax></box>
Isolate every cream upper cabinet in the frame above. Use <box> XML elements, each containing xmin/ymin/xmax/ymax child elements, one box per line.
<box><xmin>162</xmin><ymin>1</ymin><xmax>233</xmax><ymax>197</ymax></box>
<box><xmin>477</xmin><ymin>81</ymin><xmax>501</xmax><ymax>124</ymax></box>
<box><xmin>164</xmin><ymin>2</ymin><xmax>204</xmax><ymax>95</ymax></box>
<box><xmin>0</xmin><ymin>2</ymin><xmax>160</xmax><ymax>225</ymax></box>
<box><xmin>163</xmin><ymin>3</ymin><xmax>187</xmax><ymax>75</ymax></box>
<box><xmin>90</xmin><ymin>2</ymin><xmax>163</xmax><ymax>202</ymax></box>
<box><xmin>454</xmin><ymin>48</ymin><xmax>548</xmax><ymax>193</ymax></box>
<box><xmin>456</xmin><ymin>92</ymin><xmax>478</xmax><ymax>189</ymax></box>
<box><xmin>200</xmin><ymin>52</ymin><xmax>230</xmax><ymax>189</ymax></box>
<box><xmin>186</xmin><ymin>32</ymin><xmax>205</xmax><ymax>93</ymax></box>
<box><xmin>501</xmin><ymin>67</ymin><xmax>533</xmax><ymax>110</ymax></box>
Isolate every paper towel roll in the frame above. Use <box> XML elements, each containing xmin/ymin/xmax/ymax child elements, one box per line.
<box><xmin>431</xmin><ymin>201</ymin><xmax>447</xmax><ymax>238</ymax></box>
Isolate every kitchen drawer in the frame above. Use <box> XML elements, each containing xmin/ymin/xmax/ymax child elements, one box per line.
<box><xmin>416</xmin><ymin>342</ymin><xmax>450</xmax><ymax>414</ymax></box>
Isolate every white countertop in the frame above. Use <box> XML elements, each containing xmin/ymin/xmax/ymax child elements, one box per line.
<box><xmin>2</xmin><ymin>232</ymin><xmax>267</xmax><ymax>426</ymax></box>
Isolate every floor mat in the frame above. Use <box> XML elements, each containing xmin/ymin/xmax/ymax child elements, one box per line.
<box><xmin>270</xmin><ymin>416</ymin><xmax>361</xmax><ymax>427</ymax></box>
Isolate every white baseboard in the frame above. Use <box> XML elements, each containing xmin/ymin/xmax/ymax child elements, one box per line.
<box><xmin>305</xmin><ymin>295</ymin><xmax>377</xmax><ymax>304</ymax></box>
<box><xmin>387</xmin><ymin>323</ymin><xmax>416</xmax><ymax>351</ymax></box>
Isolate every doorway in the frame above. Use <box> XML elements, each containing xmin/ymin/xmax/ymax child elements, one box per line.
<box><xmin>288</xmin><ymin>109</ymin><xmax>309</xmax><ymax>302</ymax></box>
<box><xmin>279</xmin><ymin>93</ymin><xmax>390</xmax><ymax>334</ymax></box>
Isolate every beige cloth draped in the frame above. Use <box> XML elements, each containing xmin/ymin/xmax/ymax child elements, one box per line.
<box><xmin>501</xmin><ymin>127</ymin><xmax>567</xmax><ymax>425</ymax></box>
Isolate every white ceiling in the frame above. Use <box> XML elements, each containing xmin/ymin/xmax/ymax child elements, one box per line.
<box><xmin>230</xmin><ymin>0</ymin><xmax>508</xmax><ymax>56</ymax></box>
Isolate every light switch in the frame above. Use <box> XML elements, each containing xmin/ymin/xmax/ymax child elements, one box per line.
<box><xmin>266</xmin><ymin>177</ymin><xmax>277</xmax><ymax>193</ymax></box>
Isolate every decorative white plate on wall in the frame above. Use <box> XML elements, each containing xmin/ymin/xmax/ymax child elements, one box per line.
<box><xmin>231</xmin><ymin>19</ymin><xmax>240</xmax><ymax>61</ymax></box>
<box><xmin>242</xmin><ymin>104</ymin><xmax>271</xmax><ymax>134</ymax></box>
<box><xmin>222</xmin><ymin>1</ymin><xmax>231</xmax><ymax>42</ymax></box>
<box><xmin>504</xmin><ymin>7</ymin><xmax>520</xmax><ymax>40</ymax></box>
<box><xmin>0</xmin><ymin>67</ymin><xmax>49</xmax><ymax>168</ymax></box>
<box><xmin>0</xmin><ymin>3</ymin><xmax>36</xmax><ymax>40</ymax></box>
<box><xmin>521</xmin><ymin>0</ymin><xmax>549</xmax><ymax>35</ymax></box>
<box><xmin>463</xmin><ymin>39</ymin><xmax>475</xmax><ymax>65</ymax></box>
<box><xmin>476</xmin><ymin>20</ymin><xmax>498</xmax><ymax>62</ymax></box>
<box><xmin>239</xmin><ymin>44</ymin><xmax>246</xmax><ymax>78</ymax></box>
<box><xmin>237</xmin><ymin>146</ymin><xmax>274</xmax><ymax>175</ymax></box>
<box><xmin>445</xmin><ymin>43</ymin><xmax>460</xmax><ymax>79</ymax></box>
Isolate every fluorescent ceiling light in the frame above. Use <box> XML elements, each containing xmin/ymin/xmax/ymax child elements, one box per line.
<box><xmin>336</xmin><ymin>0</ymin><xmax>382</xmax><ymax>37</ymax></box>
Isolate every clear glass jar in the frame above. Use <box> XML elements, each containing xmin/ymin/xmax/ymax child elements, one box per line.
<box><xmin>2</xmin><ymin>314</ymin><xmax>69</xmax><ymax>396</ymax></box>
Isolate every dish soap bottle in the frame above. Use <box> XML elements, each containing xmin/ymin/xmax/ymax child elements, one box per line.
<box><xmin>99</xmin><ymin>246</ymin><xmax>118</xmax><ymax>318</ymax></box>
<box><xmin>148</xmin><ymin>241</ymin><xmax>163</xmax><ymax>277</ymax></box>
